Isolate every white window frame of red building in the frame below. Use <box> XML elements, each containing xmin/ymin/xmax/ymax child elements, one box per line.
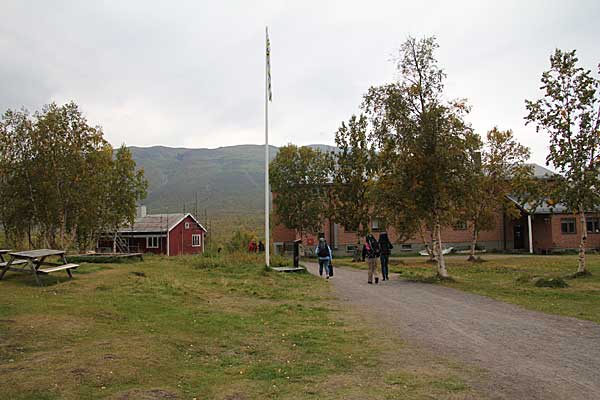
<box><xmin>192</xmin><ymin>234</ymin><xmax>202</xmax><ymax>247</ymax></box>
<box><xmin>147</xmin><ymin>236</ymin><xmax>160</xmax><ymax>248</ymax></box>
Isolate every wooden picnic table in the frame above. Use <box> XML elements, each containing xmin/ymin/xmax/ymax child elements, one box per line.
<box><xmin>0</xmin><ymin>249</ymin><xmax>10</xmax><ymax>263</ymax></box>
<box><xmin>0</xmin><ymin>249</ymin><xmax>79</xmax><ymax>286</ymax></box>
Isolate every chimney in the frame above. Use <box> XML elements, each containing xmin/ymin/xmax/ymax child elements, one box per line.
<box><xmin>137</xmin><ymin>205</ymin><xmax>147</xmax><ymax>218</ymax></box>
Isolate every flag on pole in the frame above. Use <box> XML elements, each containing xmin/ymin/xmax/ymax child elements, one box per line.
<box><xmin>266</xmin><ymin>27</ymin><xmax>272</xmax><ymax>102</ymax></box>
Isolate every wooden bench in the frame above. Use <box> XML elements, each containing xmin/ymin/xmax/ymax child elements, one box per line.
<box><xmin>0</xmin><ymin>260</ymin><xmax>28</xmax><ymax>268</ymax></box>
<box><xmin>38</xmin><ymin>263</ymin><xmax>79</xmax><ymax>276</ymax></box>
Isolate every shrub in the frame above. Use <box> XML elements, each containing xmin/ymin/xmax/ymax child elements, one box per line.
<box><xmin>226</xmin><ymin>229</ymin><xmax>256</xmax><ymax>253</ymax></box>
<box><xmin>533</xmin><ymin>277</ymin><xmax>569</xmax><ymax>288</ymax></box>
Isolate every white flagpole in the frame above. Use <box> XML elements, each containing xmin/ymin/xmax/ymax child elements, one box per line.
<box><xmin>265</xmin><ymin>26</ymin><xmax>270</xmax><ymax>267</ymax></box>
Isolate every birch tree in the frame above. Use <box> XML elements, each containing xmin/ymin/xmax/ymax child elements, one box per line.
<box><xmin>0</xmin><ymin>102</ymin><xmax>148</xmax><ymax>250</ymax></box>
<box><xmin>270</xmin><ymin>145</ymin><xmax>332</xmax><ymax>239</ymax></box>
<box><xmin>331</xmin><ymin>114</ymin><xmax>376</xmax><ymax>242</ymax></box>
<box><xmin>363</xmin><ymin>36</ymin><xmax>480</xmax><ymax>278</ymax></box>
<box><xmin>525</xmin><ymin>49</ymin><xmax>600</xmax><ymax>275</ymax></box>
<box><xmin>462</xmin><ymin>128</ymin><xmax>531</xmax><ymax>260</ymax></box>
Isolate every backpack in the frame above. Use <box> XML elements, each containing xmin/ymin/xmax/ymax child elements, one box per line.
<box><xmin>317</xmin><ymin>242</ymin><xmax>329</xmax><ymax>257</ymax></box>
<box><xmin>369</xmin><ymin>238</ymin><xmax>380</xmax><ymax>256</ymax></box>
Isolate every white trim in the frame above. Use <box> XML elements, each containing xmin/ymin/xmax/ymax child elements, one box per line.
<box><xmin>528</xmin><ymin>214</ymin><xmax>533</xmax><ymax>254</ymax></box>
<box><xmin>167</xmin><ymin>213</ymin><xmax>207</xmax><ymax>233</ymax></box>
<box><xmin>192</xmin><ymin>234</ymin><xmax>201</xmax><ymax>247</ymax></box>
<box><xmin>147</xmin><ymin>236</ymin><xmax>160</xmax><ymax>249</ymax></box>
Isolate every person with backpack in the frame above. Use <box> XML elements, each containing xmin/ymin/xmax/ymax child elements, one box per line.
<box><xmin>378</xmin><ymin>231</ymin><xmax>393</xmax><ymax>281</ymax></box>
<box><xmin>364</xmin><ymin>233</ymin><xmax>380</xmax><ymax>284</ymax></box>
<box><xmin>315</xmin><ymin>238</ymin><xmax>333</xmax><ymax>279</ymax></box>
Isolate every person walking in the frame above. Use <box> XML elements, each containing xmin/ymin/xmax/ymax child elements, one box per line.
<box><xmin>315</xmin><ymin>238</ymin><xmax>333</xmax><ymax>279</ymax></box>
<box><xmin>378</xmin><ymin>231</ymin><xmax>393</xmax><ymax>281</ymax></box>
<box><xmin>258</xmin><ymin>240</ymin><xmax>265</xmax><ymax>252</ymax></box>
<box><xmin>365</xmin><ymin>233</ymin><xmax>380</xmax><ymax>284</ymax></box>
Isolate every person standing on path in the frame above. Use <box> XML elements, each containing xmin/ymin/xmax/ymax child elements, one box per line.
<box><xmin>365</xmin><ymin>233</ymin><xmax>380</xmax><ymax>284</ymax></box>
<box><xmin>315</xmin><ymin>238</ymin><xmax>333</xmax><ymax>279</ymax></box>
<box><xmin>378</xmin><ymin>232</ymin><xmax>393</xmax><ymax>281</ymax></box>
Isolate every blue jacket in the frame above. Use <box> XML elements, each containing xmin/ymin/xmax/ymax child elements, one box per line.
<box><xmin>315</xmin><ymin>244</ymin><xmax>332</xmax><ymax>261</ymax></box>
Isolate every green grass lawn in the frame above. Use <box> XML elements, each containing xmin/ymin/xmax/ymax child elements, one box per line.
<box><xmin>334</xmin><ymin>254</ymin><xmax>600</xmax><ymax>324</ymax></box>
<box><xmin>0</xmin><ymin>253</ymin><xmax>480</xmax><ymax>400</ymax></box>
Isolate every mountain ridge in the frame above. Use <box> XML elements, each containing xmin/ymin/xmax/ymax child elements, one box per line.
<box><xmin>129</xmin><ymin>143</ymin><xmax>336</xmax><ymax>217</ymax></box>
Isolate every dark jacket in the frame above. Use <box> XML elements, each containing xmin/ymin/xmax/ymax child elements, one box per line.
<box><xmin>364</xmin><ymin>235</ymin><xmax>380</xmax><ymax>258</ymax></box>
<box><xmin>378</xmin><ymin>232</ymin><xmax>393</xmax><ymax>256</ymax></box>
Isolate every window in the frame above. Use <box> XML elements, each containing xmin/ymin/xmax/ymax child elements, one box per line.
<box><xmin>185</xmin><ymin>222</ymin><xmax>190</xmax><ymax>229</ymax></box>
<box><xmin>192</xmin><ymin>234</ymin><xmax>202</xmax><ymax>247</ymax></box>
<box><xmin>453</xmin><ymin>221</ymin><xmax>467</xmax><ymax>230</ymax></box>
<box><xmin>561</xmin><ymin>219</ymin><xmax>576</xmax><ymax>234</ymax></box>
<box><xmin>371</xmin><ymin>219</ymin><xmax>380</xmax><ymax>231</ymax></box>
<box><xmin>346</xmin><ymin>244</ymin><xmax>358</xmax><ymax>253</ymax></box>
<box><xmin>147</xmin><ymin>236</ymin><xmax>159</xmax><ymax>248</ymax></box>
<box><xmin>587</xmin><ymin>218</ymin><xmax>600</xmax><ymax>233</ymax></box>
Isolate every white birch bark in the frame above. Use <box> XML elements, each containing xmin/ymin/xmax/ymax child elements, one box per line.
<box><xmin>578</xmin><ymin>210</ymin><xmax>587</xmax><ymax>273</ymax></box>
<box><xmin>468</xmin><ymin>225</ymin><xmax>478</xmax><ymax>261</ymax></box>
<box><xmin>435</xmin><ymin>220</ymin><xmax>449</xmax><ymax>278</ymax></box>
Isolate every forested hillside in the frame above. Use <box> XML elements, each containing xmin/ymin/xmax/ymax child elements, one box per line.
<box><xmin>129</xmin><ymin>144</ymin><xmax>336</xmax><ymax>240</ymax></box>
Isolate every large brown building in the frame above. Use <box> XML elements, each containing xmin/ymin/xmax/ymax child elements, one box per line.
<box><xmin>273</xmin><ymin>164</ymin><xmax>600</xmax><ymax>256</ymax></box>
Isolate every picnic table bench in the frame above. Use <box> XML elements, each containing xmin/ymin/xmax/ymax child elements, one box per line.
<box><xmin>0</xmin><ymin>249</ymin><xmax>28</xmax><ymax>267</ymax></box>
<box><xmin>0</xmin><ymin>249</ymin><xmax>79</xmax><ymax>286</ymax></box>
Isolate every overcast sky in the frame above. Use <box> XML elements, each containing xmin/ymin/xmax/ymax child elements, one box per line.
<box><xmin>1</xmin><ymin>1</ymin><xmax>599</xmax><ymax>165</ymax></box>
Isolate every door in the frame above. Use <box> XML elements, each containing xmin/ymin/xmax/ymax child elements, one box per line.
<box><xmin>513</xmin><ymin>223</ymin><xmax>525</xmax><ymax>249</ymax></box>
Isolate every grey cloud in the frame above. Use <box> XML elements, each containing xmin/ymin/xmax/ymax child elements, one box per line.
<box><xmin>1</xmin><ymin>0</ymin><xmax>599</xmax><ymax>166</ymax></box>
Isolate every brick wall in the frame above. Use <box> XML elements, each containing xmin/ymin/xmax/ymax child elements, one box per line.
<box><xmin>549</xmin><ymin>214</ymin><xmax>600</xmax><ymax>251</ymax></box>
<box><xmin>273</xmin><ymin>210</ymin><xmax>507</xmax><ymax>255</ymax></box>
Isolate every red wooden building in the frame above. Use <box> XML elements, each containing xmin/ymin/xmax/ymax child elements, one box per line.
<box><xmin>99</xmin><ymin>211</ymin><xmax>207</xmax><ymax>256</ymax></box>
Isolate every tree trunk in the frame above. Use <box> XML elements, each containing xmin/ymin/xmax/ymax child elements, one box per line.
<box><xmin>113</xmin><ymin>233</ymin><xmax>117</xmax><ymax>254</ymax></box>
<box><xmin>429</xmin><ymin>229</ymin><xmax>437</xmax><ymax>263</ymax></box>
<box><xmin>352</xmin><ymin>233</ymin><xmax>362</xmax><ymax>262</ymax></box>
<box><xmin>434</xmin><ymin>220</ymin><xmax>449</xmax><ymax>278</ymax></box>
<box><xmin>578</xmin><ymin>210</ymin><xmax>587</xmax><ymax>274</ymax></box>
<box><xmin>27</xmin><ymin>225</ymin><xmax>34</xmax><ymax>249</ymax></box>
<box><xmin>419</xmin><ymin>228</ymin><xmax>435</xmax><ymax>261</ymax></box>
<box><xmin>468</xmin><ymin>224</ymin><xmax>478</xmax><ymax>261</ymax></box>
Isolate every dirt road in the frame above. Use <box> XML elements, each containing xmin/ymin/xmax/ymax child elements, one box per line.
<box><xmin>306</xmin><ymin>263</ymin><xmax>600</xmax><ymax>399</ymax></box>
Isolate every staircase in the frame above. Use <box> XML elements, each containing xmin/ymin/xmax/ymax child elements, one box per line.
<box><xmin>113</xmin><ymin>234</ymin><xmax>130</xmax><ymax>254</ymax></box>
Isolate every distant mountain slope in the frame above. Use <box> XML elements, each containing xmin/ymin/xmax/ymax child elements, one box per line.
<box><xmin>129</xmin><ymin>144</ymin><xmax>336</xmax><ymax>217</ymax></box>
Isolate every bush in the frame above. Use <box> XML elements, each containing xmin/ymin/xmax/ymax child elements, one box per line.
<box><xmin>226</xmin><ymin>229</ymin><xmax>257</xmax><ymax>253</ymax></box>
<box><xmin>533</xmin><ymin>277</ymin><xmax>569</xmax><ymax>288</ymax></box>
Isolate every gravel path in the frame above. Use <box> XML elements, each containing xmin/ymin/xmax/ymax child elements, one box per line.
<box><xmin>306</xmin><ymin>262</ymin><xmax>600</xmax><ymax>400</ymax></box>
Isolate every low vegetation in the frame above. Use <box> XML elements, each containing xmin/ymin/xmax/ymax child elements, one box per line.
<box><xmin>334</xmin><ymin>254</ymin><xmax>600</xmax><ymax>324</ymax></box>
<box><xmin>0</xmin><ymin>253</ymin><xmax>479</xmax><ymax>399</ymax></box>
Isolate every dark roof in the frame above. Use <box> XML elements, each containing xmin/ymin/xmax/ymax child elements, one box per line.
<box><xmin>118</xmin><ymin>213</ymin><xmax>206</xmax><ymax>233</ymax></box>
